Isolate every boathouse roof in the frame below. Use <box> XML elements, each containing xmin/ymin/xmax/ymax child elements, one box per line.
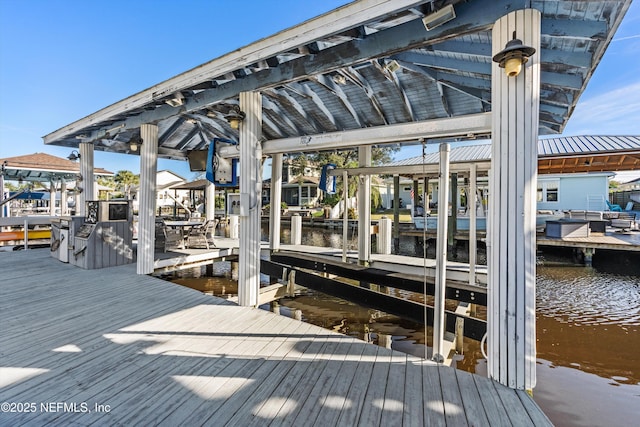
<box><xmin>386</xmin><ymin>135</ymin><xmax>640</xmax><ymax>174</ymax></box>
<box><xmin>0</xmin><ymin>152</ymin><xmax>113</xmax><ymax>183</ymax></box>
<box><xmin>42</xmin><ymin>0</ymin><xmax>632</xmax><ymax>159</ymax></box>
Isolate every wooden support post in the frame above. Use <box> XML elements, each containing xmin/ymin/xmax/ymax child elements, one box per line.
<box><xmin>270</xmin><ymin>153</ymin><xmax>283</xmax><ymax>251</ymax></box>
<box><xmin>237</xmin><ymin>91</ymin><xmax>262</xmax><ymax>307</ymax></box>
<box><xmin>230</xmin><ymin>261</ymin><xmax>239</xmax><ymax>281</ymax></box>
<box><xmin>23</xmin><ymin>218</ymin><xmax>28</xmax><ymax>250</ymax></box>
<box><xmin>49</xmin><ymin>182</ymin><xmax>56</xmax><ymax>216</ymax></box>
<box><xmin>342</xmin><ymin>170</ymin><xmax>348</xmax><ymax>262</ymax></box>
<box><xmin>358</xmin><ymin>146</ymin><xmax>371</xmax><ymax>265</ymax></box>
<box><xmin>136</xmin><ymin>124</ymin><xmax>158</xmax><ymax>275</ymax></box>
<box><xmin>60</xmin><ymin>180</ymin><xmax>67</xmax><ymax>216</ymax></box>
<box><xmin>469</xmin><ymin>164</ymin><xmax>477</xmax><ymax>286</ymax></box>
<box><xmin>488</xmin><ymin>8</ymin><xmax>541</xmax><ymax>391</ymax></box>
<box><xmin>0</xmin><ymin>173</ymin><xmax>4</xmax><ymax>218</ymax></box>
<box><xmin>205</xmin><ymin>181</ymin><xmax>215</xmax><ymax>221</ymax></box>
<box><xmin>393</xmin><ymin>174</ymin><xmax>400</xmax><ymax>253</ymax></box>
<box><xmin>287</xmin><ymin>270</ymin><xmax>296</xmax><ymax>296</ymax></box>
<box><xmin>291</xmin><ymin>214</ymin><xmax>302</xmax><ymax>245</ymax></box>
<box><xmin>455</xmin><ymin>318</ymin><xmax>465</xmax><ymax>354</ymax></box>
<box><xmin>78</xmin><ymin>142</ymin><xmax>95</xmax><ymax>217</ymax></box>
<box><xmin>377</xmin><ymin>216</ymin><xmax>392</xmax><ymax>255</ymax></box>
<box><xmin>449</xmin><ymin>173</ymin><xmax>458</xmax><ymax>250</ymax></box>
<box><xmin>433</xmin><ymin>143</ymin><xmax>450</xmax><ymax>363</ymax></box>
<box><xmin>582</xmin><ymin>247</ymin><xmax>595</xmax><ymax>266</ymax></box>
<box><xmin>228</xmin><ymin>215</ymin><xmax>239</xmax><ymax>239</ymax></box>
<box><xmin>378</xmin><ymin>334</ymin><xmax>392</xmax><ymax>349</ymax></box>
<box><xmin>270</xmin><ymin>301</ymin><xmax>280</xmax><ymax>315</ymax></box>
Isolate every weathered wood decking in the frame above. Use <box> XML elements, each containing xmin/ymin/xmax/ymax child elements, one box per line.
<box><xmin>0</xmin><ymin>249</ymin><xmax>551</xmax><ymax>426</ymax></box>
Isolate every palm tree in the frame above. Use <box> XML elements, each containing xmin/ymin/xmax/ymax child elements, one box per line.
<box><xmin>114</xmin><ymin>170</ymin><xmax>139</xmax><ymax>199</ymax></box>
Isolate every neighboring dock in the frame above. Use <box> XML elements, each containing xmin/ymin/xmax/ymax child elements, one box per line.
<box><xmin>0</xmin><ymin>249</ymin><xmax>551</xmax><ymax>426</ymax></box>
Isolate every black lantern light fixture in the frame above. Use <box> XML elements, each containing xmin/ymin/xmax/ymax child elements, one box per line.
<box><xmin>492</xmin><ymin>31</ymin><xmax>536</xmax><ymax>77</ymax></box>
<box><xmin>224</xmin><ymin>105</ymin><xmax>245</xmax><ymax>130</ymax></box>
<box><xmin>67</xmin><ymin>150</ymin><xmax>81</xmax><ymax>161</ymax></box>
<box><xmin>129</xmin><ymin>136</ymin><xmax>142</xmax><ymax>153</ymax></box>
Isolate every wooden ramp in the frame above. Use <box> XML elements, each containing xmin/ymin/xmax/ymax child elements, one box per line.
<box><xmin>0</xmin><ymin>249</ymin><xmax>550</xmax><ymax>426</ymax></box>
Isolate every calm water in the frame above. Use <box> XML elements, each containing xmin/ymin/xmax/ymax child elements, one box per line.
<box><xmin>164</xmin><ymin>227</ymin><xmax>640</xmax><ymax>427</ymax></box>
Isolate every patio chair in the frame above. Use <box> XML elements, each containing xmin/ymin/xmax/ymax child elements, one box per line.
<box><xmin>155</xmin><ymin>219</ymin><xmax>184</xmax><ymax>252</ymax></box>
<box><xmin>606</xmin><ymin>200</ymin><xmax>622</xmax><ymax>212</ymax></box>
<box><xmin>186</xmin><ymin>219</ymin><xmax>219</xmax><ymax>249</ymax></box>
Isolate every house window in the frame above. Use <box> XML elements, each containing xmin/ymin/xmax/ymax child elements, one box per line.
<box><xmin>537</xmin><ymin>180</ymin><xmax>559</xmax><ymax>203</ymax></box>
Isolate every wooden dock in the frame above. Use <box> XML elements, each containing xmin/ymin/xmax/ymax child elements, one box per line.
<box><xmin>0</xmin><ymin>249</ymin><xmax>551</xmax><ymax>426</ymax></box>
<box><xmin>536</xmin><ymin>230</ymin><xmax>640</xmax><ymax>252</ymax></box>
<box><xmin>278</xmin><ymin>244</ymin><xmax>488</xmax><ymax>286</ymax></box>
<box><xmin>154</xmin><ymin>236</ymin><xmax>240</xmax><ymax>272</ymax></box>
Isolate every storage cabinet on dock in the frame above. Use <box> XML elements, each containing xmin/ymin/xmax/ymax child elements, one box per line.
<box><xmin>66</xmin><ymin>200</ymin><xmax>134</xmax><ymax>269</ymax></box>
<box><xmin>545</xmin><ymin>219</ymin><xmax>589</xmax><ymax>238</ymax></box>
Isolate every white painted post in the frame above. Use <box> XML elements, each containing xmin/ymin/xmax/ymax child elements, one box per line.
<box><xmin>291</xmin><ymin>214</ymin><xmax>302</xmax><ymax>245</ymax></box>
<box><xmin>237</xmin><ymin>91</ymin><xmax>262</xmax><ymax>307</ymax></box>
<box><xmin>342</xmin><ymin>170</ymin><xmax>348</xmax><ymax>262</ymax></box>
<box><xmin>358</xmin><ymin>146</ymin><xmax>372</xmax><ymax>265</ymax></box>
<box><xmin>488</xmin><ymin>8</ymin><xmax>540</xmax><ymax>391</ymax></box>
<box><xmin>0</xmin><ymin>173</ymin><xmax>4</xmax><ymax>218</ymax></box>
<box><xmin>60</xmin><ymin>180</ymin><xmax>67</xmax><ymax>216</ymax></box>
<box><xmin>270</xmin><ymin>153</ymin><xmax>283</xmax><ymax>251</ymax></box>
<box><xmin>377</xmin><ymin>216</ymin><xmax>392</xmax><ymax>255</ymax></box>
<box><xmin>469</xmin><ymin>163</ymin><xmax>477</xmax><ymax>286</ymax></box>
<box><xmin>228</xmin><ymin>215</ymin><xmax>239</xmax><ymax>239</ymax></box>
<box><xmin>433</xmin><ymin>143</ymin><xmax>450</xmax><ymax>363</ymax></box>
<box><xmin>23</xmin><ymin>218</ymin><xmax>28</xmax><ymax>250</ymax></box>
<box><xmin>78</xmin><ymin>142</ymin><xmax>95</xmax><ymax>217</ymax></box>
<box><xmin>205</xmin><ymin>181</ymin><xmax>216</xmax><ymax>221</ymax></box>
<box><xmin>136</xmin><ymin>124</ymin><xmax>158</xmax><ymax>275</ymax></box>
<box><xmin>49</xmin><ymin>182</ymin><xmax>56</xmax><ymax>216</ymax></box>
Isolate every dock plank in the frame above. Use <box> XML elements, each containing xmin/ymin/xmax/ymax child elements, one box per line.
<box><xmin>423</xmin><ymin>363</ymin><xmax>446</xmax><ymax>426</ymax></box>
<box><xmin>334</xmin><ymin>343</ymin><xmax>380</xmax><ymax>427</ymax></box>
<box><xmin>0</xmin><ymin>249</ymin><xmax>551</xmax><ymax>426</ymax></box>
<box><xmin>455</xmin><ymin>368</ymin><xmax>491</xmax><ymax>426</ymax></box>
<box><xmin>403</xmin><ymin>357</ymin><xmax>426</xmax><ymax>427</ymax></box>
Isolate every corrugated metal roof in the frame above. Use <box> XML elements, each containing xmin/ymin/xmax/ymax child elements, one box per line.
<box><xmin>387</xmin><ymin>135</ymin><xmax>640</xmax><ymax>166</ymax></box>
<box><xmin>538</xmin><ymin>135</ymin><xmax>640</xmax><ymax>156</ymax></box>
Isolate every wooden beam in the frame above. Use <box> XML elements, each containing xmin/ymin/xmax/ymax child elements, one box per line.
<box><xmin>45</xmin><ymin>0</ymin><xmax>525</xmax><ymax>144</ymax></box>
<box><xmin>220</xmin><ymin>113</ymin><xmax>492</xmax><ymax>157</ymax></box>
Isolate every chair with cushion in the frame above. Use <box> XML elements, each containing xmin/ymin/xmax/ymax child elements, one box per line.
<box><xmin>606</xmin><ymin>200</ymin><xmax>623</xmax><ymax>212</ymax></box>
<box><xmin>186</xmin><ymin>219</ymin><xmax>219</xmax><ymax>249</ymax></box>
<box><xmin>155</xmin><ymin>219</ymin><xmax>184</xmax><ymax>252</ymax></box>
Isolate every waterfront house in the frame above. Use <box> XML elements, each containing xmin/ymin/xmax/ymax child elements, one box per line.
<box><xmin>384</xmin><ymin>136</ymin><xmax>639</xmax><ymax>218</ymax></box>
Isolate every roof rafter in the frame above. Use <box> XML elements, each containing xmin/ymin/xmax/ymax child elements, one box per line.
<box><xmin>45</xmin><ymin>0</ymin><xmax>528</xmax><ymax>143</ymax></box>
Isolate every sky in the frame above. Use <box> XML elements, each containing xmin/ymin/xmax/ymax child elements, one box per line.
<box><xmin>1</xmin><ymin>0</ymin><xmax>639</xmax><ymax>182</ymax></box>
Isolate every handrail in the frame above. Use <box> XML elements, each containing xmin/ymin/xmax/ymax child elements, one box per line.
<box><xmin>0</xmin><ymin>215</ymin><xmax>54</xmax><ymax>249</ymax></box>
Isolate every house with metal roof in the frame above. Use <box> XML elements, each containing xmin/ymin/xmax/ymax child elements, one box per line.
<box><xmin>384</xmin><ymin>135</ymin><xmax>639</xmax><ymax>212</ymax></box>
